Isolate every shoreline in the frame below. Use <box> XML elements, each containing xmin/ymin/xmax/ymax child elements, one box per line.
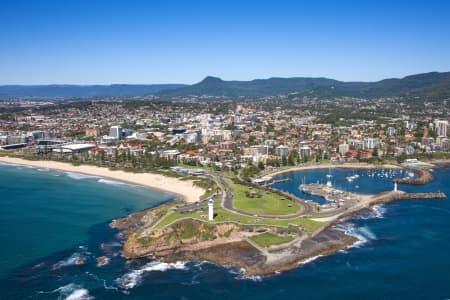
<box><xmin>0</xmin><ymin>156</ymin><xmax>204</xmax><ymax>203</ymax></box>
<box><xmin>115</xmin><ymin>164</ymin><xmax>446</xmax><ymax>276</ymax></box>
<box><xmin>264</xmin><ymin>162</ymin><xmax>402</xmax><ymax>178</ymax></box>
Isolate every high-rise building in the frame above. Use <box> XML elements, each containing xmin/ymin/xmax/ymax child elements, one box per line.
<box><xmin>275</xmin><ymin>145</ymin><xmax>289</xmax><ymax>157</ymax></box>
<box><xmin>299</xmin><ymin>146</ymin><xmax>311</xmax><ymax>159</ymax></box>
<box><xmin>338</xmin><ymin>143</ymin><xmax>350</xmax><ymax>155</ymax></box>
<box><xmin>364</xmin><ymin>137</ymin><xmax>378</xmax><ymax>149</ymax></box>
<box><xmin>435</xmin><ymin>120</ymin><xmax>448</xmax><ymax>137</ymax></box>
<box><xmin>109</xmin><ymin>126</ymin><xmax>122</xmax><ymax>139</ymax></box>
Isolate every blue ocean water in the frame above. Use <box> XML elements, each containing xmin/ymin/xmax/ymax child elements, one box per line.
<box><xmin>0</xmin><ymin>164</ymin><xmax>449</xmax><ymax>299</ymax></box>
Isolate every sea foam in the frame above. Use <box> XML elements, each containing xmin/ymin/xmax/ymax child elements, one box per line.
<box><xmin>42</xmin><ymin>283</ymin><xmax>93</xmax><ymax>300</ymax></box>
<box><xmin>65</xmin><ymin>288</ymin><xmax>93</xmax><ymax>300</ymax></box>
<box><xmin>98</xmin><ymin>178</ymin><xmax>126</xmax><ymax>185</ymax></box>
<box><xmin>65</xmin><ymin>172</ymin><xmax>98</xmax><ymax>180</ymax></box>
<box><xmin>334</xmin><ymin>223</ymin><xmax>377</xmax><ymax>248</ymax></box>
<box><xmin>116</xmin><ymin>261</ymin><xmax>186</xmax><ymax>289</ymax></box>
<box><xmin>299</xmin><ymin>254</ymin><xmax>324</xmax><ymax>266</ymax></box>
<box><xmin>52</xmin><ymin>249</ymin><xmax>89</xmax><ymax>270</ymax></box>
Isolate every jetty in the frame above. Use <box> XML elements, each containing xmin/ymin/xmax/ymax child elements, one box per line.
<box><xmin>393</xmin><ymin>167</ymin><xmax>433</xmax><ymax>185</ymax></box>
<box><xmin>372</xmin><ymin>191</ymin><xmax>446</xmax><ymax>204</ymax></box>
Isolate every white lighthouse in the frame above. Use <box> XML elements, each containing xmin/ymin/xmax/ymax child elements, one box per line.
<box><xmin>208</xmin><ymin>199</ymin><xmax>214</xmax><ymax>221</ymax></box>
<box><xmin>394</xmin><ymin>182</ymin><xmax>398</xmax><ymax>192</ymax></box>
<box><xmin>326</xmin><ymin>174</ymin><xmax>332</xmax><ymax>188</ymax></box>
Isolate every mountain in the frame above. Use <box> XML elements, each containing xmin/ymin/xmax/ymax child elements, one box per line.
<box><xmin>0</xmin><ymin>84</ymin><xmax>187</xmax><ymax>99</ymax></box>
<box><xmin>159</xmin><ymin>72</ymin><xmax>450</xmax><ymax>99</ymax></box>
<box><xmin>2</xmin><ymin>72</ymin><xmax>449</xmax><ymax>100</ymax></box>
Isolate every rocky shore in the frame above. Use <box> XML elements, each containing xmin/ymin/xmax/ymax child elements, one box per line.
<box><xmin>112</xmin><ymin>188</ymin><xmax>446</xmax><ymax>276</ymax></box>
<box><xmin>112</xmin><ymin>214</ymin><xmax>358</xmax><ymax>276</ymax></box>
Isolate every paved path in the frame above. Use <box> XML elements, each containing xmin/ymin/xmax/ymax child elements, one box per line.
<box><xmin>216</xmin><ymin>173</ymin><xmax>317</xmax><ymax>220</ymax></box>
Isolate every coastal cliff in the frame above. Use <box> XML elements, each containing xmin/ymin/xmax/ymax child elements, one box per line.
<box><xmin>112</xmin><ymin>209</ymin><xmax>358</xmax><ymax>275</ymax></box>
<box><xmin>112</xmin><ymin>188</ymin><xmax>446</xmax><ymax>276</ymax></box>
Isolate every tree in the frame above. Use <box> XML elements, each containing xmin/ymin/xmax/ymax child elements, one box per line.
<box><xmin>373</xmin><ymin>147</ymin><xmax>379</xmax><ymax>157</ymax></box>
<box><xmin>258</xmin><ymin>161</ymin><xmax>265</xmax><ymax>170</ymax></box>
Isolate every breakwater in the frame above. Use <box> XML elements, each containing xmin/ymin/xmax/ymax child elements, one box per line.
<box><xmin>393</xmin><ymin>167</ymin><xmax>433</xmax><ymax>185</ymax></box>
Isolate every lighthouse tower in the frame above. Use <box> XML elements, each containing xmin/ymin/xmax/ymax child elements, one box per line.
<box><xmin>326</xmin><ymin>174</ymin><xmax>332</xmax><ymax>188</ymax></box>
<box><xmin>394</xmin><ymin>182</ymin><xmax>398</xmax><ymax>192</ymax></box>
<box><xmin>208</xmin><ymin>199</ymin><xmax>214</xmax><ymax>221</ymax></box>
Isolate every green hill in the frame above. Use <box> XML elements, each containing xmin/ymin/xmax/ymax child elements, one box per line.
<box><xmin>159</xmin><ymin>72</ymin><xmax>450</xmax><ymax>99</ymax></box>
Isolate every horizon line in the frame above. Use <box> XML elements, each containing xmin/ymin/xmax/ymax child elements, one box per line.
<box><xmin>0</xmin><ymin>70</ymin><xmax>447</xmax><ymax>86</ymax></box>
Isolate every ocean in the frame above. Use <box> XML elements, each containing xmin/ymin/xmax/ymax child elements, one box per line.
<box><xmin>0</xmin><ymin>163</ymin><xmax>449</xmax><ymax>299</ymax></box>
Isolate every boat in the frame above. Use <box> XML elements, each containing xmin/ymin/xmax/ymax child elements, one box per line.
<box><xmin>346</xmin><ymin>174</ymin><xmax>359</xmax><ymax>182</ymax></box>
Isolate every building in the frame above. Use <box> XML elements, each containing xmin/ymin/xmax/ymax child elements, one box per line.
<box><xmin>299</xmin><ymin>146</ymin><xmax>311</xmax><ymax>159</ymax></box>
<box><xmin>52</xmin><ymin>143</ymin><xmax>96</xmax><ymax>154</ymax></box>
<box><xmin>85</xmin><ymin>127</ymin><xmax>101</xmax><ymax>137</ymax></box>
<box><xmin>364</xmin><ymin>137</ymin><xmax>378</xmax><ymax>149</ymax></box>
<box><xmin>386</xmin><ymin>127</ymin><xmax>396</xmax><ymax>136</ymax></box>
<box><xmin>338</xmin><ymin>143</ymin><xmax>350</xmax><ymax>156</ymax></box>
<box><xmin>275</xmin><ymin>145</ymin><xmax>289</xmax><ymax>157</ymax></box>
<box><xmin>30</xmin><ymin>131</ymin><xmax>52</xmax><ymax>140</ymax></box>
<box><xmin>208</xmin><ymin>199</ymin><xmax>214</xmax><ymax>221</ymax></box>
<box><xmin>109</xmin><ymin>126</ymin><xmax>122</xmax><ymax>139</ymax></box>
<box><xmin>435</xmin><ymin>120</ymin><xmax>448</xmax><ymax>137</ymax></box>
<box><xmin>250</xmin><ymin>145</ymin><xmax>269</xmax><ymax>156</ymax></box>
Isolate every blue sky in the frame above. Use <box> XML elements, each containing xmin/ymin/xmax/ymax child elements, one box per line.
<box><xmin>1</xmin><ymin>0</ymin><xmax>449</xmax><ymax>84</ymax></box>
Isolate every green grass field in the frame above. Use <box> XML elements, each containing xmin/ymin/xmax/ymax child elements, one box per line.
<box><xmin>249</xmin><ymin>232</ymin><xmax>294</xmax><ymax>248</ymax></box>
<box><xmin>230</xmin><ymin>180</ymin><xmax>303</xmax><ymax>216</ymax></box>
<box><xmin>153</xmin><ymin>206</ymin><xmax>324</xmax><ymax>233</ymax></box>
<box><xmin>151</xmin><ymin>175</ymin><xmax>324</xmax><ymax>233</ymax></box>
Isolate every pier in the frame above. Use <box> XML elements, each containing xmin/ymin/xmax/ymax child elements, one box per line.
<box><xmin>372</xmin><ymin>191</ymin><xmax>446</xmax><ymax>204</ymax></box>
<box><xmin>267</xmin><ymin>178</ymin><xmax>290</xmax><ymax>186</ymax></box>
<box><xmin>300</xmin><ymin>182</ymin><xmax>446</xmax><ymax>221</ymax></box>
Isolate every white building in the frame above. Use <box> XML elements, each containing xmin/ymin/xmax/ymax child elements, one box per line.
<box><xmin>109</xmin><ymin>126</ymin><xmax>122</xmax><ymax>139</ymax></box>
<box><xmin>364</xmin><ymin>138</ymin><xmax>378</xmax><ymax>149</ymax></box>
<box><xmin>338</xmin><ymin>143</ymin><xmax>350</xmax><ymax>156</ymax></box>
<box><xmin>386</xmin><ymin>127</ymin><xmax>396</xmax><ymax>136</ymax></box>
<box><xmin>435</xmin><ymin>120</ymin><xmax>448</xmax><ymax>137</ymax></box>
<box><xmin>299</xmin><ymin>146</ymin><xmax>311</xmax><ymax>159</ymax></box>
<box><xmin>250</xmin><ymin>145</ymin><xmax>269</xmax><ymax>156</ymax></box>
<box><xmin>52</xmin><ymin>143</ymin><xmax>96</xmax><ymax>153</ymax></box>
<box><xmin>208</xmin><ymin>199</ymin><xmax>214</xmax><ymax>221</ymax></box>
<box><xmin>275</xmin><ymin>145</ymin><xmax>289</xmax><ymax>157</ymax></box>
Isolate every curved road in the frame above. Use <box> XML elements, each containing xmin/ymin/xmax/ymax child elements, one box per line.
<box><xmin>216</xmin><ymin>173</ymin><xmax>315</xmax><ymax>220</ymax></box>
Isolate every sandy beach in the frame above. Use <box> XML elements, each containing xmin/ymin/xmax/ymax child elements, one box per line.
<box><xmin>0</xmin><ymin>156</ymin><xmax>204</xmax><ymax>203</ymax></box>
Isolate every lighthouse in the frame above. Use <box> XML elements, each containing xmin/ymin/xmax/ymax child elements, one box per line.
<box><xmin>326</xmin><ymin>174</ymin><xmax>332</xmax><ymax>188</ymax></box>
<box><xmin>208</xmin><ymin>199</ymin><xmax>214</xmax><ymax>221</ymax></box>
<box><xmin>394</xmin><ymin>182</ymin><xmax>398</xmax><ymax>192</ymax></box>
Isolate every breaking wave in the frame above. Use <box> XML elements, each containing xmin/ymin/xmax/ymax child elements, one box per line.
<box><xmin>65</xmin><ymin>172</ymin><xmax>98</xmax><ymax>180</ymax></box>
<box><xmin>354</xmin><ymin>205</ymin><xmax>387</xmax><ymax>220</ymax></box>
<box><xmin>299</xmin><ymin>254</ymin><xmax>324</xmax><ymax>266</ymax></box>
<box><xmin>115</xmin><ymin>261</ymin><xmax>186</xmax><ymax>289</ymax></box>
<box><xmin>334</xmin><ymin>223</ymin><xmax>377</xmax><ymax>248</ymax></box>
<box><xmin>39</xmin><ymin>283</ymin><xmax>93</xmax><ymax>300</ymax></box>
<box><xmin>52</xmin><ymin>247</ymin><xmax>90</xmax><ymax>270</ymax></box>
<box><xmin>65</xmin><ymin>288</ymin><xmax>93</xmax><ymax>300</ymax></box>
<box><xmin>98</xmin><ymin>178</ymin><xmax>126</xmax><ymax>185</ymax></box>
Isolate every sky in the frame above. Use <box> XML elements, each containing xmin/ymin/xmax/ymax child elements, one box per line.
<box><xmin>1</xmin><ymin>0</ymin><xmax>450</xmax><ymax>84</ymax></box>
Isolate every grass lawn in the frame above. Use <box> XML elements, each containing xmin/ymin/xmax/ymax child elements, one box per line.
<box><xmin>249</xmin><ymin>232</ymin><xmax>294</xmax><ymax>248</ymax></box>
<box><xmin>230</xmin><ymin>180</ymin><xmax>303</xmax><ymax>216</ymax></box>
<box><xmin>153</xmin><ymin>206</ymin><xmax>324</xmax><ymax>233</ymax></box>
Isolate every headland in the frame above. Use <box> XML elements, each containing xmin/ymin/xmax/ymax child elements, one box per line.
<box><xmin>110</xmin><ymin>163</ymin><xmax>446</xmax><ymax>276</ymax></box>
